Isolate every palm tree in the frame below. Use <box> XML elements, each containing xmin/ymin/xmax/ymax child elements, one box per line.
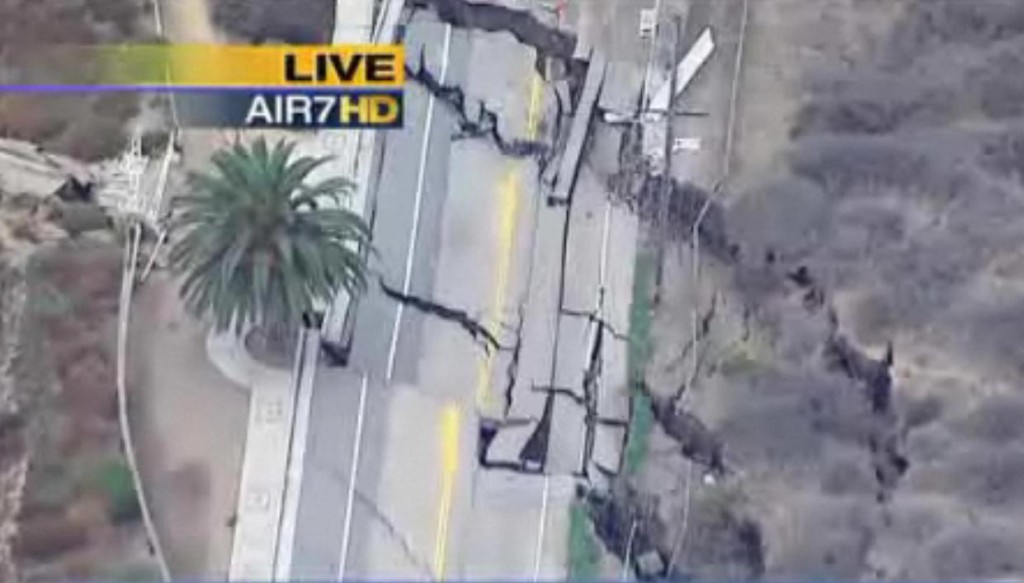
<box><xmin>168</xmin><ymin>136</ymin><xmax>371</xmax><ymax>350</ymax></box>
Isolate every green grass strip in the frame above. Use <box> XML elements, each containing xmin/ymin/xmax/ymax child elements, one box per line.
<box><xmin>567</xmin><ymin>500</ymin><xmax>601</xmax><ymax>580</ymax></box>
<box><xmin>623</xmin><ymin>251</ymin><xmax>655</xmax><ymax>476</ymax></box>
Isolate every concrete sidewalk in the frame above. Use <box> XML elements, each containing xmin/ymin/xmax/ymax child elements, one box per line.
<box><xmin>209</xmin><ymin>329</ymin><xmax>320</xmax><ymax>581</ymax></box>
<box><xmin>221</xmin><ymin>1</ymin><xmax>393</xmax><ymax>580</ymax></box>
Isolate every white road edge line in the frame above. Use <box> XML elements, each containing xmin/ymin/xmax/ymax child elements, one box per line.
<box><xmin>384</xmin><ymin>24</ymin><xmax>454</xmax><ymax>381</ymax></box>
<box><xmin>339</xmin><ymin>373</ymin><xmax>370</xmax><ymax>578</ymax></box>
<box><xmin>532</xmin><ymin>474</ymin><xmax>551</xmax><ymax>581</ymax></box>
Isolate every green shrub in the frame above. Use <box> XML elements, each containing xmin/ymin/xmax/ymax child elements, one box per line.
<box><xmin>568</xmin><ymin>501</ymin><xmax>601</xmax><ymax>580</ymax></box>
<box><xmin>91</xmin><ymin>460</ymin><xmax>141</xmax><ymax>524</ymax></box>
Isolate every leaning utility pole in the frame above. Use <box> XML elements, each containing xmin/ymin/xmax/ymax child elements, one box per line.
<box><xmin>654</xmin><ymin>13</ymin><xmax>682</xmax><ymax>305</ymax></box>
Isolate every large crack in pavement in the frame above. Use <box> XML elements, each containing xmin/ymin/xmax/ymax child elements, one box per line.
<box><xmin>405</xmin><ymin>50</ymin><xmax>550</xmax><ymax>160</ymax></box>
<box><xmin>378</xmin><ymin>277</ymin><xmax>503</xmax><ymax>353</ymax></box>
<box><xmin>501</xmin><ymin>304</ymin><xmax>526</xmax><ymax>416</ymax></box>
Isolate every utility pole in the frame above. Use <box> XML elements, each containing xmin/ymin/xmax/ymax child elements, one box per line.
<box><xmin>654</xmin><ymin>13</ymin><xmax>682</xmax><ymax>305</ymax></box>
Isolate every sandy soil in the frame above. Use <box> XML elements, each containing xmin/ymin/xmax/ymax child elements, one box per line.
<box><xmin>127</xmin><ymin>274</ymin><xmax>248</xmax><ymax>578</ymax></box>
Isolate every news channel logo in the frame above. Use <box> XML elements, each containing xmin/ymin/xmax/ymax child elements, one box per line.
<box><xmin>1</xmin><ymin>44</ymin><xmax>406</xmax><ymax>129</ymax></box>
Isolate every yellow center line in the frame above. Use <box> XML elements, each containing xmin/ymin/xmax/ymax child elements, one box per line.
<box><xmin>437</xmin><ymin>71</ymin><xmax>544</xmax><ymax>582</ymax></box>
<box><xmin>433</xmin><ymin>404</ymin><xmax>461</xmax><ymax>579</ymax></box>
<box><xmin>475</xmin><ymin>73</ymin><xmax>545</xmax><ymax>412</ymax></box>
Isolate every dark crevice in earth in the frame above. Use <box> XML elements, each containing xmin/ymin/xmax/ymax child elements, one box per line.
<box><xmin>579</xmin><ymin>315</ymin><xmax>605</xmax><ymax>478</ymax></box>
<box><xmin>785</xmin><ymin>264</ymin><xmax>909</xmax><ymax>504</ymax></box>
<box><xmin>610</xmin><ymin>157</ymin><xmax>738</xmax><ymax>262</ymax></box>
<box><xmin>583</xmin><ymin>483</ymin><xmax>669</xmax><ymax>580</ymax></box>
<box><xmin>407</xmin><ymin>0</ymin><xmax>577</xmax><ymax>62</ymax></box>
<box><xmin>378</xmin><ymin>277</ymin><xmax>502</xmax><ymax>353</ymax></box>
<box><xmin>646</xmin><ymin>390</ymin><xmax>727</xmax><ymax>478</ymax></box>
<box><xmin>823</xmin><ymin>310</ymin><xmax>909</xmax><ymax>503</ymax></box>
<box><xmin>478</xmin><ymin>416</ymin><xmax>543</xmax><ymax>472</ymax></box>
<box><xmin>673</xmin><ymin>294</ymin><xmax>719</xmax><ymax>402</ymax></box>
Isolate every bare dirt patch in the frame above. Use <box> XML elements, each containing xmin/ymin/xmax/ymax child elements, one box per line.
<box><xmin>126</xmin><ymin>274</ymin><xmax>247</xmax><ymax>578</ymax></box>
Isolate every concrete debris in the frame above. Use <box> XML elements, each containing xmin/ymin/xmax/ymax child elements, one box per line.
<box><xmin>584</xmin><ymin>485</ymin><xmax>666</xmax><ymax>580</ymax></box>
<box><xmin>550</xmin><ymin>50</ymin><xmax>607</xmax><ymax>204</ymax></box>
<box><xmin>598</xmin><ymin>60</ymin><xmax>645</xmax><ymax>118</ymax></box>
<box><xmin>635</xmin><ymin>550</ymin><xmax>666</xmax><ymax>580</ymax></box>
<box><xmin>620</xmin><ymin>176</ymin><xmax>737</xmax><ymax>262</ymax></box>
<box><xmin>546</xmin><ymin>392</ymin><xmax>588</xmax><ymax>475</ymax></box>
<box><xmin>479</xmin><ymin>418</ymin><xmax>539</xmax><ymax>470</ymax></box>
<box><xmin>0</xmin><ymin>138</ymin><xmax>93</xmax><ymax>198</ymax></box>
<box><xmin>591</xmin><ymin>423</ymin><xmax>627</xmax><ymax>475</ymax></box>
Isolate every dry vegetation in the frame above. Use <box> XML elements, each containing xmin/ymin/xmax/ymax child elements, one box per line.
<box><xmin>13</xmin><ymin>241</ymin><xmax>159</xmax><ymax>582</ymax></box>
<box><xmin>622</xmin><ymin>0</ymin><xmax>1024</xmax><ymax>579</ymax></box>
<box><xmin>209</xmin><ymin>0</ymin><xmax>334</xmax><ymax>43</ymax></box>
<box><xmin>0</xmin><ymin>188</ymin><xmax>158</xmax><ymax>581</ymax></box>
<box><xmin>0</xmin><ymin>0</ymin><xmax>154</xmax><ymax>161</ymax></box>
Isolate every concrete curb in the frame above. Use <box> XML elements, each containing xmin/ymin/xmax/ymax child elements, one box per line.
<box><xmin>206</xmin><ymin>329</ymin><xmax>260</xmax><ymax>389</ymax></box>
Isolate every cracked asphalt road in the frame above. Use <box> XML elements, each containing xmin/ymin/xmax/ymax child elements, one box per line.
<box><xmin>282</xmin><ymin>11</ymin><xmax>568</xmax><ymax>580</ymax></box>
<box><xmin>280</xmin><ymin>0</ymin><xmax>648</xmax><ymax>578</ymax></box>
<box><xmin>283</xmin><ymin>16</ymin><xmax>471</xmax><ymax>580</ymax></box>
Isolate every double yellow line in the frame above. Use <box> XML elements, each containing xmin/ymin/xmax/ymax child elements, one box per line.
<box><xmin>434</xmin><ymin>73</ymin><xmax>545</xmax><ymax>580</ymax></box>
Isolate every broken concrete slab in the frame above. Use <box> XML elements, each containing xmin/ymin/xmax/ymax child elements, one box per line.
<box><xmin>409</xmin><ymin>0</ymin><xmax>577</xmax><ymax>61</ymax></box>
<box><xmin>560</xmin><ymin>166</ymin><xmax>608</xmax><ymax>313</ymax></box>
<box><xmin>552</xmin><ymin>312</ymin><xmax>591</xmax><ymax>396</ymax></box>
<box><xmin>551</xmin><ymin>49</ymin><xmax>606</xmax><ymax>204</ymax></box>
<box><xmin>483</xmin><ymin>420</ymin><xmax>538</xmax><ymax>467</ymax></box>
<box><xmin>598</xmin><ymin>59</ymin><xmax>645</xmax><ymax>116</ymax></box>
<box><xmin>545</xmin><ymin>392</ymin><xmax>588</xmax><ymax>475</ymax></box>
<box><xmin>591</xmin><ymin>423</ymin><xmax>627</xmax><ymax>475</ymax></box>
<box><xmin>509</xmin><ymin>200</ymin><xmax>566</xmax><ymax>418</ymax></box>
<box><xmin>596</xmin><ymin>370</ymin><xmax>630</xmax><ymax>423</ymax></box>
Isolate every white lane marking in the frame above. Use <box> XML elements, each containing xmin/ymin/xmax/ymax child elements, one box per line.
<box><xmin>385</xmin><ymin>23</ymin><xmax>455</xmax><ymax>382</ymax></box>
<box><xmin>339</xmin><ymin>373</ymin><xmax>370</xmax><ymax>578</ymax></box>
<box><xmin>274</xmin><ymin>328</ymin><xmax>318</xmax><ymax>581</ymax></box>
<box><xmin>532</xmin><ymin>475</ymin><xmax>551</xmax><ymax>581</ymax></box>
